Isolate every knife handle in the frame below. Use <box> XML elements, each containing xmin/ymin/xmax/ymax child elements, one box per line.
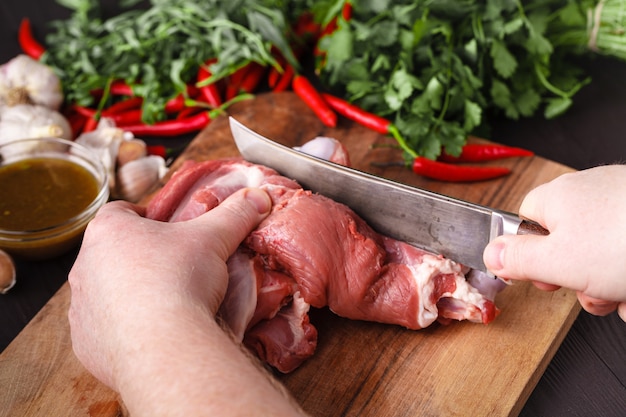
<box><xmin>517</xmin><ymin>220</ymin><xmax>549</xmax><ymax>236</ymax></box>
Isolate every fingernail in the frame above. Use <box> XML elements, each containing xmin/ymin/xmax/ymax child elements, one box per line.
<box><xmin>245</xmin><ymin>188</ymin><xmax>271</xmax><ymax>214</ymax></box>
<box><xmin>483</xmin><ymin>241</ymin><xmax>505</xmax><ymax>271</ymax></box>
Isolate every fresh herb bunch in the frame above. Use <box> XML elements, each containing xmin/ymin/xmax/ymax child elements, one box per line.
<box><xmin>314</xmin><ymin>0</ymin><xmax>615</xmax><ymax>160</ymax></box>
<box><xmin>40</xmin><ymin>0</ymin><xmax>626</xmax><ymax>162</ymax></box>
<box><xmin>43</xmin><ymin>0</ymin><xmax>307</xmax><ymax>123</ymax></box>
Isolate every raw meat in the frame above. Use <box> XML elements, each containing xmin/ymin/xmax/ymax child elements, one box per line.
<box><xmin>146</xmin><ymin>157</ymin><xmax>500</xmax><ymax>373</ymax></box>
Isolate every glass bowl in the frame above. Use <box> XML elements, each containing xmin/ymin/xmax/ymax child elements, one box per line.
<box><xmin>0</xmin><ymin>137</ymin><xmax>109</xmax><ymax>260</ymax></box>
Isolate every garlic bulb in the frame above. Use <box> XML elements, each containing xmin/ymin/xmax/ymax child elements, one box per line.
<box><xmin>115</xmin><ymin>155</ymin><xmax>168</xmax><ymax>203</ymax></box>
<box><xmin>294</xmin><ymin>136</ymin><xmax>351</xmax><ymax>166</ymax></box>
<box><xmin>0</xmin><ymin>104</ymin><xmax>71</xmax><ymax>141</ymax></box>
<box><xmin>0</xmin><ymin>249</ymin><xmax>16</xmax><ymax>295</ymax></box>
<box><xmin>0</xmin><ymin>104</ymin><xmax>72</xmax><ymax>158</ymax></box>
<box><xmin>75</xmin><ymin>118</ymin><xmax>134</xmax><ymax>190</ymax></box>
<box><xmin>0</xmin><ymin>55</ymin><xmax>63</xmax><ymax>111</ymax></box>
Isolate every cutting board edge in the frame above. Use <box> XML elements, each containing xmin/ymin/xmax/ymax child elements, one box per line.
<box><xmin>508</xmin><ymin>301</ymin><xmax>582</xmax><ymax>417</ymax></box>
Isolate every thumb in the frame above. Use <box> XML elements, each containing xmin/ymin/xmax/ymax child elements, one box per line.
<box><xmin>186</xmin><ymin>187</ymin><xmax>272</xmax><ymax>260</ymax></box>
<box><xmin>483</xmin><ymin>234</ymin><xmax>554</xmax><ymax>281</ymax></box>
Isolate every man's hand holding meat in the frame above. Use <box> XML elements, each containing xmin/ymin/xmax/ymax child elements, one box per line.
<box><xmin>483</xmin><ymin>165</ymin><xmax>626</xmax><ymax>321</ymax></box>
<box><xmin>68</xmin><ymin>188</ymin><xmax>308</xmax><ymax>417</ymax></box>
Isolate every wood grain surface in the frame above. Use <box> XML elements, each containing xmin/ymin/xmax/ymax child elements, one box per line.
<box><xmin>0</xmin><ymin>92</ymin><xmax>580</xmax><ymax>417</ymax></box>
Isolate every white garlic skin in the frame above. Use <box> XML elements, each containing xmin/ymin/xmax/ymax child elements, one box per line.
<box><xmin>75</xmin><ymin>119</ymin><xmax>134</xmax><ymax>190</ymax></box>
<box><xmin>0</xmin><ymin>104</ymin><xmax>72</xmax><ymax>159</ymax></box>
<box><xmin>115</xmin><ymin>155</ymin><xmax>168</xmax><ymax>203</ymax></box>
<box><xmin>293</xmin><ymin>136</ymin><xmax>351</xmax><ymax>166</ymax></box>
<box><xmin>0</xmin><ymin>55</ymin><xmax>63</xmax><ymax>111</ymax></box>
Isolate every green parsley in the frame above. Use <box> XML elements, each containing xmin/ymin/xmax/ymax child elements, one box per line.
<box><xmin>315</xmin><ymin>0</ymin><xmax>622</xmax><ymax>160</ymax></box>
<box><xmin>41</xmin><ymin>0</ymin><xmax>626</xmax><ymax>161</ymax></box>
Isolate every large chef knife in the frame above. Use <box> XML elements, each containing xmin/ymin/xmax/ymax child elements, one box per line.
<box><xmin>229</xmin><ymin>117</ymin><xmax>547</xmax><ymax>275</ymax></box>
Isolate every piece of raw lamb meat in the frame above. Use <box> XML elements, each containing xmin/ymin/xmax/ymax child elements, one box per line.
<box><xmin>146</xmin><ymin>157</ymin><xmax>502</xmax><ymax>373</ymax></box>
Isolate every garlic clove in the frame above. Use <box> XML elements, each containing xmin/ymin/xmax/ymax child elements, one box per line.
<box><xmin>75</xmin><ymin>122</ymin><xmax>134</xmax><ymax>191</ymax></box>
<box><xmin>115</xmin><ymin>155</ymin><xmax>168</xmax><ymax>203</ymax></box>
<box><xmin>117</xmin><ymin>138</ymin><xmax>147</xmax><ymax>167</ymax></box>
<box><xmin>0</xmin><ymin>249</ymin><xmax>16</xmax><ymax>295</ymax></box>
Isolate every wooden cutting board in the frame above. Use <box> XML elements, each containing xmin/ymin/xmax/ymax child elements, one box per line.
<box><xmin>0</xmin><ymin>92</ymin><xmax>580</xmax><ymax>417</ymax></box>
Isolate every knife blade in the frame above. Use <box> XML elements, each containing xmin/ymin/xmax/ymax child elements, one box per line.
<box><xmin>229</xmin><ymin>117</ymin><xmax>547</xmax><ymax>275</ymax></box>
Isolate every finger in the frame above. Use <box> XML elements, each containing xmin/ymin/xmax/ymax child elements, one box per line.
<box><xmin>483</xmin><ymin>234</ymin><xmax>556</xmax><ymax>281</ymax></box>
<box><xmin>186</xmin><ymin>187</ymin><xmax>272</xmax><ymax>260</ymax></box>
<box><xmin>518</xmin><ymin>182</ymin><xmax>550</xmax><ymax>227</ymax></box>
<box><xmin>577</xmin><ymin>292</ymin><xmax>619</xmax><ymax>317</ymax></box>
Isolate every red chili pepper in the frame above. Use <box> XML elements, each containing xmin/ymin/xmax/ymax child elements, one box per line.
<box><xmin>108</xmin><ymin>109</ymin><xmax>143</xmax><ymax>126</ymax></box>
<box><xmin>72</xmin><ymin>104</ymin><xmax>97</xmax><ymax>118</ymax></box>
<box><xmin>273</xmin><ymin>64</ymin><xmax>295</xmax><ymax>93</ymax></box>
<box><xmin>110</xmin><ymin>80</ymin><xmax>134</xmax><ymax>96</ymax></box>
<box><xmin>122</xmin><ymin>111</ymin><xmax>211</xmax><ymax>137</ymax></box>
<box><xmin>66</xmin><ymin>112</ymin><xmax>87</xmax><ymax>138</ymax></box>
<box><xmin>292</xmin><ymin>12</ymin><xmax>321</xmax><ymax>38</ymax></box>
<box><xmin>164</xmin><ymin>93</ymin><xmax>186</xmax><ymax>114</ymax></box>
<box><xmin>322</xmin><ymin>93</ymin><xmax>391</xmax><ymax>134</ymax></box>
<box><xmin>146</xmin><ymin>145</ymin><xmax>167</xmax><ymax>158</ymax></box>
<box><xmin>342</xmin><ymin>1</ymin><xmax>353</xmax><ymax>21</ymax></box>
<box><xmin>196</xmin><ymin>59</ymin><xmax>222</xmax><ymax>107</ymax></box>
<box><xmin>146</xmin><ymin>144</ymin><xmax>186</xmax><ymax>161</ymax></box>
<box><xmin>412</xmin><ymin>157</ymin><xmax>511</xmax><ymax>182</ymax></box>
<box><xmin>321</xmin><ymin>18</ymin><xmax>338</xmax><ymax>38</ymax></box>
<box><xmin>164</xmin><ymin>84</ymin><xmax>200</xmax><ymax>113</ymax></box>
<box><xmin>225</xmin><ymin>64</ymin><xmax>253</xmax><ymax>100</ymax></box>
<box><xmin>268</xmin><ymin>52</ymin><xmax>286</xmax><ymax>89</ymax></box>
<box><xmin>18</xmin><ymin>18</ymin><xmax>45</xmax><ymax>59</ymax></box>
<box><xmin>438</xmin><ymin>143</ymin><xmax>534</xmax><ymax>163</ymax></box>
<box><xmin>104</xmin><ymin>96</ymin><xmax>143</xmax><ymax>114</ymax></box>
<box><xmin>292</xmin><ymin>75</ymin><xmax>337</xmax><ymax>127</ymax></box>
<box><xmin>175</xmin><ymin>106</ymin><xmax>203</xmax><ymax>120</ymax></box>
<box><xmin>315</xmin><ymin>1</ymin><xmax>352</xmax><ymax>57</ymax></box>
<box><xmin>268</xmin><ymin>67</ymin><xmax>281</xmax><ymax>89</ymax></box>
<box><xmin>89</xmin><ymin>80</ymin><xmax>133</xmax><ymax>99</ymax></box>
<box><xmin>72</xmin><ymin>104</ymin><xmax>143</xmax><ymax>126</ymax></box>
<box><xmin>82</xmin><ymin>117</ymin><xmax>99</xmax><ymax>133</ymax></box>
<box><xmin>239</xmin><ymin>63</ymin><xmax>266</xmax><ymax>94</ymax></box>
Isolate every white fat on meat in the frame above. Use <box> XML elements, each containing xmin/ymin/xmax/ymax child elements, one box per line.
<box><xmin>218</xmin><ymin>249</ymin><xmax>259</xmax><ymax>341</ymax></box>
<box><xmin>380</xmin><ymin>238</ymin><xmax>495</xmax><ymax>328</ymax></box>
<box><xmin>146</xmin><ymin>156</ymin><xmax>503</xmax><ymax>373</ymax></box>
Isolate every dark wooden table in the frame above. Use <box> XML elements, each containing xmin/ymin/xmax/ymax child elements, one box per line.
<box><xmin>1</xmin><ymin>2</ymin><xmax>625</xmax><ymax>416</ymax></box>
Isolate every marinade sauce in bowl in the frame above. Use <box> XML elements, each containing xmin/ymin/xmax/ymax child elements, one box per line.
<box><xmin>0</xmin><ymin>137</ymin><xmax>109</xmax><ymax>260</ymax></box>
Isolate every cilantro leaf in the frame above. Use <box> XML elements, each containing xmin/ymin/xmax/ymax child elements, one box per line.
<box><xmin>464</xmin><ymin>99</ymin><xmax>482</xmax><ymax>131</ymax></box>
<box><xmin>515</xmin><ymin>88</ymin><xmax>542</xmax><ymax>117</ymax></box>
<box><xmin>490</xmin><ymin>39</ymin><xmax>517</xmax><ymax>78</ymax></box>
<box><xmin>385</xmin><ymin>65</ymin><xmax>423</xmax><ymax>111</ymax></box>
<box><xmin>544</xmin><ymin>97</ymin><xmax>573</xmax><ymax>119</ymax></box>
